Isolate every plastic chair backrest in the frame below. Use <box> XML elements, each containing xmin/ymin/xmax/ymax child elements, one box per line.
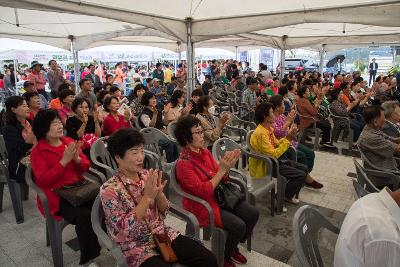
<box><xmin>352</xmin><ymin>179</ymin><xmax>369</xmax><ymax>198</ymax></box>
<box><xmin>246</xmin><ymin>130</ymin><xmax>255</xmax><ymax>153</ymax></box>
<box><xmin>0</xmin><ymin>135</ymin><xmax>9</xmax><ymax>169</ymax></box>
<box><xmin>90</xmin><ymin>137</ymin><xmax>117</xmax><ymax>179</ymax></box>
<box><xmin>353</xmin><ymin>158</ymin><xmax>379</xmax><ymax>192</ymax></box>
<box><xmin>131</xmin><ymin>116</ymin><xmax>142</xmax><ymax>130</ymax></box>
<box><xmin>91</xmin><ymin>195</ymin><xmax>128</xmax><ymax>267</ymax></box>
<box><xmin>140</xmin><ymin>127</ymin><xmax>171</xmax><ymax>155</ymax></box>
<box><xmin>292</xmin><ymin>205</ymin><xmax>340</xmax><ymax>267</ymax></box>
<box><xmin>167</xmin><ymin>121</ymin><xmax>177</xmax><ymax>140</ymax></box>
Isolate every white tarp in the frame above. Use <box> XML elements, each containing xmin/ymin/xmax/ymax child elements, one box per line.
<box><xmin>0</xmin><ymin>1</ymin><xmax>399</xmax><ymax>51</ymax></box>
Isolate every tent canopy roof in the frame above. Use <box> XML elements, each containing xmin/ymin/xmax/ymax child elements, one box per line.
<box><xmin>0</xmin><ymin>0</ymin><xmax>399</xmax><ymax>51</ymax></box>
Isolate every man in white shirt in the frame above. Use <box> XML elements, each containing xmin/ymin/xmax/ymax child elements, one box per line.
<box><xmin>334</xmin><ymin>187</ymin><xmax>400</xmax><ymax>267</ymax></box>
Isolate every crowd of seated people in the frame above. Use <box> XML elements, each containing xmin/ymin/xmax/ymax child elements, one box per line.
<box><xmin>1</xmin><ymin>58</ymin><xmax>400</xmax><ymax>267</ymax></box>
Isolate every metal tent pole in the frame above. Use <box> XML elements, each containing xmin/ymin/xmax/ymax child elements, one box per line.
<box><xmin>13</xmin><ymin>59</ymin><xmax>18</xmax><ymax>95</ymax></box>
<box><xmin>69</xmin><ymin>35</ymin><xmax>80</xmax><ymax>92</ymax></box>
<box><xmin>235</xmin><ymin>46</ymin><xmax>238</xmax><ymax>61</ymax></box>
<box><xmin>177</xmin><ymin>41</ymin><xmax>182</xmax><ymax>64</ymax></box>
<box><xmin>319</xmin><ymin>44</ymin><xmax>326</xmax><ymax>75</ymax></box>
<box><xmin>186</xmin><ymin>18</ymin><xmax>195</xmax><ymax>101</ymax></box>
<box><xmin>279</xmin><ymin>35</ymin><xmax>288</xmax><ymax>80</ymax></box>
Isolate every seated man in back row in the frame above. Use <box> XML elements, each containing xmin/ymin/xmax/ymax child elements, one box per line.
<box><xmin>357</xmin><ymin>105</ymin><xmax>400</xmax><ymax>187</ymax></box>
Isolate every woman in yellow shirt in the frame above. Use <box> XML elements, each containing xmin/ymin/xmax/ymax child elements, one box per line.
<box><xmin>248</xmin><ymin>102</ymin><xmax>306</xmax><ymax>204</ymax></box>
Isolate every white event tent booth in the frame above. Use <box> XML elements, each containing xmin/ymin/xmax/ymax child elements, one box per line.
<box><xmin>0</xmin><ymin>0</ymin><xmax>399</xmax><ymax>93</ymax></box>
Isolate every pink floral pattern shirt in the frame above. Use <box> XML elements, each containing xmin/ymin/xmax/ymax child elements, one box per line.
<box><xmin>100</xmin><ymin>170</ymin><xmax>179</xmax><ymax>267</ymax></box>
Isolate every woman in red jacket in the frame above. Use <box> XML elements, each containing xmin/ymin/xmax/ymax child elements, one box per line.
<box><xmin>102</xmin><ymin>96</ymin><xmax>131</xmax><ymax>136</ymax></box>
<box><xmin>30</xmin><ymin>109</ymin><xmax>101</xmax><ymax>265</ymax></box>
<box><xmin>174</xmin><ymin>115</ymin><xmax>259</xmax><ymax>267</ymax></box>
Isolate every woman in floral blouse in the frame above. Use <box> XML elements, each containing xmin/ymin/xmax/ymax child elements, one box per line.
<box><xmin>100</xmin><ymin>128</ymin><xmax>217</xmax><ymax>267</ymax></box>
<box><xmin>270</xmin><ymin>95</ymin><xmax>323</xmax><ymax>189</ymax></box>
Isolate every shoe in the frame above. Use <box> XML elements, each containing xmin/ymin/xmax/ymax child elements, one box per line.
<box><xmin>306</xmin><ymin>180</ymin><xmax>324</xmax><ymax>189</ymax></box>
<box><xmin>320</xmin><ymin>142</ymin><xmax>336</xmax><ymax>148</ymax></box>
<box><xmin>285</xmin><ymin>197</ymin><xmax>300</xmax><ymax>204</ymax></box>
<box><xmin>232</xmin><ymin>249</ymin><xmax>247</xmax><ymax>264</ymax></box>
<box><xmin>224</xmin><ymin>259</ymin><xmax>237</xmax><ymax>267</ymax></box>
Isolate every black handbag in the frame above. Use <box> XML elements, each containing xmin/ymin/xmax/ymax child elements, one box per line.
<box><xmin>53</xmin><ymin>179</ymin><xmax>100</xmax><ymax>207</ymax></box>
<box><xmin>187</xmin><ymin>159</ymin><xmax>245</xmax><ymax>211</ymax></box>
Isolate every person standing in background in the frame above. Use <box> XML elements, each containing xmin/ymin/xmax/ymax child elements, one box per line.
<box><xmin>369</xmin><ymin>58</ymin><xmax>378</xmax><ymax>87</ymax></box>
<box><xmin>47</xmin><ymin>60</ymin><xmax>64</xmax><ymax>99</ymax></box>
<box><xmin>164</xmin><ymin>64</ymin><xmax>172</xmax><ymax>85</ymax></box>
<box><xmin>28</xmin><ymin>61</ymin><xmax>48</xmax><ymax>101</ymax></box>
<box><xmin>114</xmin><ymin>62</ymin><xmax>126</xmax><ymax>89</ymax></box>
<box><xmin>152</xmin><ymin>62</ymin><xmax>164</xmax><ymax>85</ymax></box>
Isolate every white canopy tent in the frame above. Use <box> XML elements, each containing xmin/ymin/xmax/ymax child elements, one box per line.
<box><xmin>1</xmin><ymin>0</ymin><xmax>400</xmax><ymax>89</ymax></box>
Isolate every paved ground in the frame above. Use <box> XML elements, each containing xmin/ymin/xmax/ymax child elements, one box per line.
<box><xmin>0</xmin><ymin>145</ymin><xmax>357</xmax><ymax>267</ymax></box>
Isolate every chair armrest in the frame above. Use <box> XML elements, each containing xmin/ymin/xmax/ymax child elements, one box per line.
<box><xmin>363</xmin><ymin>167</ymin><xmax>399</xmax><ymax>191</ymax></box>
<box><xmin>92</xmin><ymin>160</ymin><xmax>116</xmax><ymax>180</ymax></box>
<box><xmin>25</xmin><ymin>169</ymin><xmax>54</xmax><ymax>221</ymax></box>
<box><xmin>91</xmin><ymin>197</ymin><xmax>127</xmax><ymax>267</ymax></box>
<box><xmin>173</xmin><ymin>187</ymin><xmax>216</xmax><ymax>230</ymax></box>
<box><xmin>85</xmin><ymin>167</ymin><xmax>106</xmax><ymax>184</ymax></box>
<box><xmin>169</xmin><ymin>203</ymin><xmax>200</xmax><ymax>238</ymax></box>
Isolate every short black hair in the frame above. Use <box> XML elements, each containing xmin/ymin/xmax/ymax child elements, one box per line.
<box><xmin>105</xmin><ymin>74</ymin><xmax>113</xmax><ymax>80</ymax></box>
<box><xmin>146</xmin><ymin>77</ymin><xmax>153</xmax><ymax>83</ymax></box>
<box><xmin>58</xmin><ymin>89</ymin><xmax>75</xmax><ymax>104</ymax></box>
<box><xmin>191</xmin><ymin>88</ymin><xmax>204</xmax><ymax>98</ymax></box>
<box><xmin>71</xmin><ymin>97</ymin><xmax>91</xmax><ymax>112</ymax></box>
<box><xmin>58</xmin><ymin>82</ymin><xmax>70</xmax><ymax>93</ymax></box>
<box><xmin>330</xmin><ymin>89</ymin><xmax>341</xmax><ymax>101</ymax></box>
<box><xmin>197</xmin><ymin>95</ymin><xmax>211</xmax><ymax>113</ymax></box>
<box><xmin>205</xmin><ymin>74</ymin><xmax>211</xmax><ymax>80</ymax></box>
<box><xmin>110</xmin><ymin>85</ymin><xmax>120</xmax><ymax>94</ymax></box>
<box><xmin>108</xmin><ymin>128</ymin><xmax>145</xmax><ymax>161</ymax></box>
<box><xmin>363</xmin><ymin>105</ymin><xmax>384</xmax><ymax>124</ymax></box>
<box><xmin>103</xmin><ymin>96</ymin><xmax>119</xmax><ymax>112</ymax></box>
<box><xmin>269</xmin><ymin>95</ymin><xmax>283</xmax><ymax>110</ymax></box>
<box><xmin>287</xmin><ymin>80</ymin><xmax>296</xmax><ymax>91</ymax></box>
<box><xmin>174</xmin><ymin>115</ymin><xmax>202</xmax><ymax>146</ymax></box>
<box><xmin>255</xmin><ymin>102</ymin><xmax>273</xmax><ymax>124</ymax></box>
<box><xmin>170</xmin><ymin>90</ymin><xmax>184</xmax><ymax>107</ymax></box>
<box><xmin>5</xmin><ymin>96</ymin><xmax>25</xmax><ymax>126</ymax></box>
<box><xmin>88</xmin><ymin>64</ymin><xmax>95</xmax><ymax>68</ymax></box>
<box><xmin>103</xmin><ymin>82</ymin><xmax>112</xmax><ymax>90</ymax></box>
<box><xmin>48</xmin><ymin>59</ymin><xmax>56</xmax><ymax>66</ymax></box>
<box><xmin>340</xmin><ymin>82</ymin><xmax>349</xmax><ymax>90</ymax></box>
<box><xmin>32</xmin><ymin>109</ymin><xmax>60</xmax><ymax>141</ymax></box>
<box><xmin>23</xmin><ymin>92</ymin><xmax>39</xmax><ymax>105</ymax></box>
<box><xmin>297</xmin><ymin>86</ymin><xmax>308</xmax><ymax>98</ymax></box>
<box><xmin>141</xmin><ymin>91</ymin><xmax>155</xmax><ymax>106</ymax></box>
<box><xmin>248</xmin><ymin>78</ymin><xmax>259</xmax><ymax>85</ymax></box>
<box><xmin>79</xmin><ymin>78</ymin><xmax>91</xmax><ymax>87</ymax></box>
<box><xmin>132</xmin><ymin>83</ymin><xmax>145</xmax><ymax>98</ymax></box>
<box><xmin>278</xmin><ymin>86</ymin><xmax>288</xmax><ymax>96</ymax></box>
<box><xmin>156</xmin><ymin>62</ymin><xmax>162</xmax><ymax>68</ymax></box>
<box><xmin>98</xmin><ymin>90</ymin><xmax>111</xmax><ymax>104</ymax></box>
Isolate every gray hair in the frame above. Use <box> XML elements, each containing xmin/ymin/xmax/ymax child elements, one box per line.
<box><xmin>382</xmin><ymin>101</ymin><xmax>399</xmax><ymax>118</ymax></box>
